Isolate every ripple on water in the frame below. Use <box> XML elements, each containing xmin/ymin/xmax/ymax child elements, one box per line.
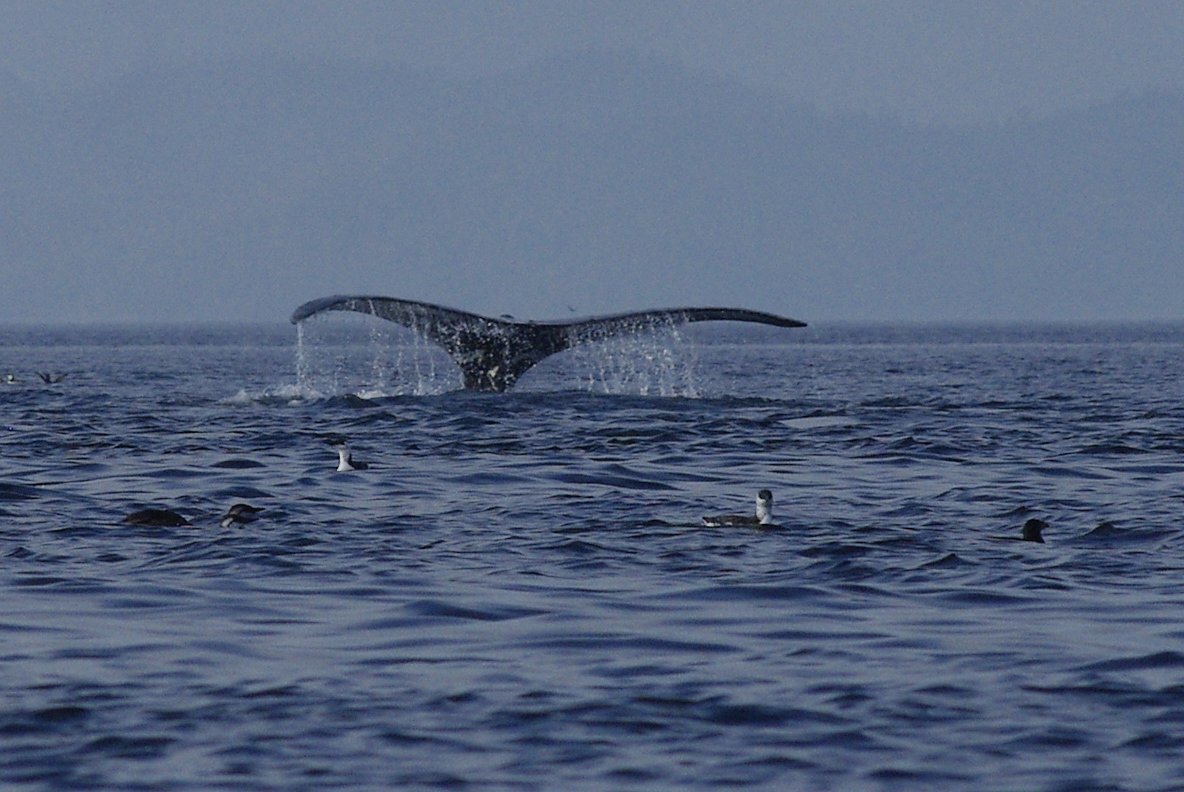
<box><xmin>3</xmin><ymin>323</ymin><xmax>1184</xmax><ymax>790</ymax></box>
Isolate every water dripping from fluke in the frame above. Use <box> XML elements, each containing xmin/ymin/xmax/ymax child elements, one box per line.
<box><xmin>290</xmin><ymin>294</ymin><xmax>806</xmax><ymax>395</ymax></box>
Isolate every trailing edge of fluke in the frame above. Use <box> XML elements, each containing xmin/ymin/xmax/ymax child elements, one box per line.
<box><xmin>291</xmin><ymin>295</ymin><xmax>806</xmax><ymax>392</ymax></box>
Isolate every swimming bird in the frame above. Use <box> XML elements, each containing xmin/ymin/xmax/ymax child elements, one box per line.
<box><xmin>326</xmin><ymin>438</ymin><xmax>369</xmax><ymax>471</ymax></box>
<box><xmin>3</xmin><ymin>372</ymin><xmax>17</xmax><ymax>385</ymax></box>
<box><xmin>1019</xmin><ymin>518</ymin><xmax>1047</xmax><ymax>542</ymax></box>
<box><xmin>702</xmin><ymin>489</ymin><xmax>776</xmax><ymax>527</ymax></box>
<box><xmin>220</xmin><ymin>502</ymin><xmax>263</xmax><ymax>528</ymax></box>
<box><xmin>989</xmin><ymin>518</ymin><xmax>1048</xmax><ymax>543</ymax></box>
<box><xmin>122</xmin><ymin>508</ymin><xmax>191</xmax><ymax>527</ymax></box>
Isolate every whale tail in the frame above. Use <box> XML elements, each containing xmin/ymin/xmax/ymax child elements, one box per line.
<box><xmin>291</xmin><ymin>295</ymin><xmax>806</xmax><ymax>392</ymax></box>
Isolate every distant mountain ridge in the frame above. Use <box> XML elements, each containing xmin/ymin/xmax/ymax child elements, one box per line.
<box><xmin>1</xmin><ymin>53</ymin><xmax>1180</xmax><ymax>322</ymax></box>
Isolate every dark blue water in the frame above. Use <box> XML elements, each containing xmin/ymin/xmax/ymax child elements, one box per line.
<box><xmin>3</xmin><ymin>319</ymin><xmax>1184</xmax><ymax>791</ymax></box>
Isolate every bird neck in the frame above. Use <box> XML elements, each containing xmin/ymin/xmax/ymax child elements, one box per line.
<box><xmin>756</xmin><ymin>501</ymin><xmax>773</xmax><ymax>524</ymax></box>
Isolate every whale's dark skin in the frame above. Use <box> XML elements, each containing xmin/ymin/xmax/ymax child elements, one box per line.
<box><xmin>291</xmin><ymin>295</ymin><xmax>807</xmax><ymax>392</ymax></box>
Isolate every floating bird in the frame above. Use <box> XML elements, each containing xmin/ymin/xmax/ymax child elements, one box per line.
<box><xmin>325</xmin><ymin>437</ymin><xmax>369</xmax><ymax>471</ymax></box>
<box><xmin>220</xmin><ymin>502</ymin><xmax>263</xmax><ymax>528</ymax></box>
<box><xmin>990</xmin><ymin>518</ymin><xmax>1048</xmax><ymax>543</ymax></box>
<box><xmin>1019</xmin><ymin>518</ymin><xmax>1047</xmax><ymax>542</ymax></box>
<box><xmin>122</xmin><ymin>508</ymin><xmax>191</xmax><ymax>527</ymax></box>
<box><xmin>702</xmin><ymin>489</ymin><xmax>776</xmax><ymax>528</ymax></box>
<box><xmin>3</xmin><ymin>373</ymin><xmax>17</xmax><ymax>385</ymax></box>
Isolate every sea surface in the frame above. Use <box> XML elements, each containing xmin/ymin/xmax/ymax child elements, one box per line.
<box><xmin>2</xmin><ymin>318</ymin><xmax>1183</xmax><ymax>791</ymax></box>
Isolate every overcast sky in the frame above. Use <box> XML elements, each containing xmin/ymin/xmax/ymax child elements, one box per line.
<box><xmin>4</xmin><ymin>0</ymin><xmax>1184</xmax><ymax>123</ymax></box>
<box><xmin>1</xmin><ymin>2</ymin><xmax>1181</xmax><ymax>324</ymax></box>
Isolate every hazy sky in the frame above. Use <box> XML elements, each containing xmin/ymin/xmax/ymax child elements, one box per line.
<box><xmin>1</xmin><ymin>2</ymin><xmax>1181</xmax><ymax>324</ymax></box>
<box><xmin>4</xmin><ymin>0</ymin><xmax>1184</xmax><ymax>123</ymax></box>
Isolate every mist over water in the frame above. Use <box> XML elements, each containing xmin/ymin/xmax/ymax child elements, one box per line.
<box><xmin>2</xmin><ymin>321</ymin><xmax>1184</xmax><ymax>790</ymax></box>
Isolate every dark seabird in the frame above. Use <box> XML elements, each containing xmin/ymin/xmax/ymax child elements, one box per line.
<box><xmin>1021</xmin><ymin>518</ymin><xmax>1049</xmax><ymax>542</ymax></box>
<box><xmin>220</xmin><ymin>503</ymin><xmax>263</xmax><ymax>528</ymax></box>
<box><xmin>990</xmin><ymin>518</ymin><xmax>1048</xmax><ymax>543</ymax></box>
<box><xmin>123</xmin><ymin>508</ymin><xmax>191</xmax><ymax>527</ymax></box>
<box><xmin>702</xmin><ymin>489</ymin><xmax>776</xmax><ymax>528</ymax></box>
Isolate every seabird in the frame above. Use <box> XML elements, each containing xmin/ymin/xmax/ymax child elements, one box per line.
<box><xmin>325</xmin><ymin>437</ymin><xmax>368</xmax><ymax>471</ymax></box>
<box><xmin>990</xmin><ymin>518</ymin><xmax>1048</xmax><ymax>543</ymax></box>
<box><xmin>123</xmin><ymin>508</ymin><xmax>191</xmax><ymax>527</ymax></box>
<box><xmin>1020</xmin><ymin>518</ymin><xmax>1048</xmax><ymax>542</ymax></box>
<box><xmin>702</xmin><ymin>489</ymin><xmax>776</xmax><ymax>528</ymax></box>
<box><xmin>220</xmin><ymin>502</ymin><xmax>263</xmax><ymax>528</ymax></box>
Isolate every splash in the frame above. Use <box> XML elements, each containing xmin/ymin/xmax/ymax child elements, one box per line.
<box><xmin>555</xmin><ymin>321</ymin><xmax>700</xmax><ymax>397</ymax></box>
<box><xmin>294</xmin><ymin>312</ymin><xmax>459</xmax><ymax>397</ymax></box>
<box><xmin>293</xmin><ymin>312</ymin><xmax>700</xmax><ymax>397</ymax></box>
<box><xmin>223</xmin><ymin>383</ymin><xmax>322</xmax><ymax>406</ymax></box>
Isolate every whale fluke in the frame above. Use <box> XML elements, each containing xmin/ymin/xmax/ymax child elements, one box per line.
<box><xmin>291</xmin><ymin>295</ymin><xmax>806</xmax><ymax>392</ymax></box>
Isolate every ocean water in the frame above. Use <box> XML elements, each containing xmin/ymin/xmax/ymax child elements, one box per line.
<box><xmin>2</xmin><ymin>318</ymin><xmax>1183</xmax><ymax>791</ymax></box>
